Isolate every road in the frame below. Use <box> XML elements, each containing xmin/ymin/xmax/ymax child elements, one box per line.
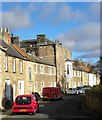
<box><xmin>1</xmin><ymin>94</ymin><xmax>101</xmax><ymax>120</ymax></box>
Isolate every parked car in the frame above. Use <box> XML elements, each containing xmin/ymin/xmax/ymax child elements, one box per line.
<box><xmin>76</xmin><ymin>86</ymin><xmax>84</xmax><ymax>94</ymax></box>
<box><xmin>68</xmin><ymin>88</ymin><xmax>79</xmax><ymax>95</ymax></box>
<box><xmin>12</xmin><ymin>94</ymin><xmax>39</xmax><ymax>115</ymax></box>
<box><xmin>34</xmin><ymin>92</ymin><xmax>41</xmax><ymax>101</ymax></box>
<box><xmin>42</xmin><ymin>87</ymin><xmax>62</xmax><ymax>100</ymax></box>
<box><xmin>83</xmin><ymin>85</ymin><xmax>91</xmax><ymax>92</ymax></box>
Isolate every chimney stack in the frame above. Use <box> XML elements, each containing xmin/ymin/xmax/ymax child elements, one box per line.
<box><xmin>0</xmin><ymin>28</ymin><xmax>3</xmax><ymax>32</ymax></box>
<box><xmin>3</xmin><ymin>28</ymin><xmax>9</xmax><ymax>33</ymax></box>
<box><xmin>2</xmin><ymin>27</ymin><xmax>11</xmax><ymax>44</ymax></box>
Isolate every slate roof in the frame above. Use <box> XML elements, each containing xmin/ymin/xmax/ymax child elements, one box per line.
<box><xmin>11</xmin><ymin>44</ymin><xmax>32</xmax><ymax>61</ymax></box>
<box><xmin>65</xmin><ymin>58</ymin><xmax>72</xmax><ymax>62</ymax></box>
<box><xmin>0</xmin><ymin>39</ymin><xmax>24</xmax><ymax>59</ymax></box>
<box><xmin>29</xmin><ymin>55</ymin><xmax>55</xmax><ymax>66</ymax></box>
<box><xmin>0</xmin><ymin>39</ymin><xmax>8</xmax><ymax>48</ymax></box>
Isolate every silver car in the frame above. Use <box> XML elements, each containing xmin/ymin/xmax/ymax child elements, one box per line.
<box><xmin>68</xmin><ymin>88</ymin><xmax>79</xmax><ymax>95</ymax></box>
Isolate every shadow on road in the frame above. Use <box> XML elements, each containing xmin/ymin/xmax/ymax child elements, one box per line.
<box><xmin>1</xmin><ymin>95</ymin><xmax>102</xmax><ymax>120</ymax></box>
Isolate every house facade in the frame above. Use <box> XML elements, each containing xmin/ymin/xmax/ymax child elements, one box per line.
<box><xmin>73</xmin><ymin>66</ymin><xmax>82</xmax><ymax>88</ymax></box>
<box><xmin>73</xmin><ymin>65</ymin><xmax>100</xmax><ymax>88</ymax></box>
<box><xmin>0</xmin><ymin>28</ymin><xmax>56</xmax><ymax>109</ymax></box>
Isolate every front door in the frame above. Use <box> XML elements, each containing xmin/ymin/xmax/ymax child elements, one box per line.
<box><xmin>18</xmin><ymin>80</ymin><xmax>24</xmax><ymax>95</ymax></box>
<box><xmin>5</xmin><ymin>80</ymin><xmax>10</xmax><ymax>100</ymax></box>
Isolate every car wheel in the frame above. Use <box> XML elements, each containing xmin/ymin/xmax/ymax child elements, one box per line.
<box><xmin>36</xmin><ymin>109</ymin><xmax>39</xmax><ymax>113</ymax></box>
<box><xmin>12</xmin><ymin>112</ymin><xmax>16</xmax><ymax>115</ymax></box>
<box><xmin>32</xmin><ymin>110</ymin><xmax>35</xmax><ymax>115</ymax></box>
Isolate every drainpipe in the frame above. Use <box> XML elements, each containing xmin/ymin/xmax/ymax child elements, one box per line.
<box><xmin>54</xmin><ymin>44</ymin><xmax>57</xmax><ymax>86</ymax></box>
<box><xmin>81</xmin><ymin>70</ymin><xmax>83</xmax><ymax>86</ymax></box>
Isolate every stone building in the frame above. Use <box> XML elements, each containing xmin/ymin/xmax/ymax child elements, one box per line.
<box><xmin>73</xmin><ymin>65</ymin><xmax>100</xmax><ymax>88</ymax></box>
<box><xmin>20</xmin><ymin>34</ymin><xmax>73</xmax><ymax>93</ymax></box>
<box><xmin>73</xmin><ymin>65</ymin><xmax>83</xmax><ymax>88</ymax></box>
<box><xmin>0</xmin><ymin>39</ymin><xmax>25</xmax><ymax>108</ymax></box>
<box><xmin>0</xmin><ymin>28</ymin><xmax>56</xmax><ymax>109</ymax></box>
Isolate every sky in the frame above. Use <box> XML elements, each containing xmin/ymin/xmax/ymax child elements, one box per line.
<box><xmin>0</xmin><ymin>1</ymin><xmax>101</xmax><ymax>64</ymax></box>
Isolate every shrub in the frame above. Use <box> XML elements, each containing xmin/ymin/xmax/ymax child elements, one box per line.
<box><xmin>88</xmin><ymin>85</ymin><xmax>102</xmax><ymax>93</ymax></box>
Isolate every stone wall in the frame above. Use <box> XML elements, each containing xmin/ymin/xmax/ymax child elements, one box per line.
<box><xmin>85</xmin><ymin>90</ymin><xmax>102</xmax><ymax>115</ymax></box>
<box><xmin>35</xmin><ymin>64</ymin><xmax>56</xmax><ymax>96</ymax></box>
<box><xmin>38</xmin><ymin>45</ymin><xmax>55</xmax><ymax>65</ymax></box>
<box><xmin>56</xmin><ymin>45</ymin><xmax>72</xmax><ymax>83</ymax></box>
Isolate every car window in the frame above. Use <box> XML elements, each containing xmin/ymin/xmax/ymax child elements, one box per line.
<box><xmin>69</xmin><ymin>88</ymin><xmax>72</xmax><ymax>90</ymax></box>
<box><xmin>16</xmin><ymin>96</ymin><xmax>31</xmax><ymax>105</ymax></box>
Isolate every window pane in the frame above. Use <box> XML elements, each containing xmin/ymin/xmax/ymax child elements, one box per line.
<box><xmin>67</xmin><ymin>65</ymin><xmax>69</xmax><ymax>75</ymax></box>
<box><xmin>12</xmin><ymin>58</ymin><xmax>16</xmax><ymax>72</ymax></box>
<box><xmin>20</xmin><ymin>60</ymin><xmax>23</xmax><ymax>73</ymax></box>
<box><xmin>29</xmin><ymin>67</ymin><xmax>32</xmax><ymax>81</ymax></box>
<box><xmin>5</xmin><ymin>56</ymin><xmax>8</xmax><ymax>71</ymax></box>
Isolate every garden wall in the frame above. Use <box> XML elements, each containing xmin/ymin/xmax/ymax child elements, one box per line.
<box><xmin>85</xmin><ymin>91</ymin><xmax>102</xmax><ymax>115</ymax></box>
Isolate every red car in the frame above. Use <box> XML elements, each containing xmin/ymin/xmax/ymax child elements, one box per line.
<box><xmin>12</xmin><ymin>94</ymin><xmax>39</xmax><ymax>115</ymax></box>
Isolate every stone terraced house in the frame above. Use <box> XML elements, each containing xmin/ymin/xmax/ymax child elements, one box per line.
<box><xmin>0</xmin><ymin>28</ymin><xmax>56</xmax><ymax>109</ymax></box>
<box><xmin>73</xmin><ymin>65</ymin><xmax>100</xmax><ymax>88</ymax></box>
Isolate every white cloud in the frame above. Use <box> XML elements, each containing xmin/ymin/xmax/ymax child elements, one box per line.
<box><xmin>56</xmin><ymin>22</ymin><xmax>100</xmax><ymax>58</ymax></box>
<box><xmin>78</xmin><ymin>49</ymin><xmax>100</xmax><ymax>58</ymax></box>
<box><xmin>37</xmin><ymin>2</ymin><xmax>100</xmax><ymax>25</ymax></box>
<box><xmin>55</xmin><ymin>3</ymin><xmax>100</xmax><ymax>61</ymax></box>
<box><xmin>52</xmin><ymin>3</ymin><xmax>75</xmax><ymax>24</ymax></box>
<box><xmin>88</xmin><ymin>2</ymin><xmax>100</xmax><ymax>18</ymax></box>
<box><xmin>39</xmin><ymin>3</ymin><xmax>57</xmax><ymax>19</ymax></box>
<box><xmin>2</xmin><ymin>5</ymin><xmax>32</xmax><ymax>31</ymax></box>
<box><xmin>2</xmin><ymin>2</ymin><xmax>100</xmax><ymax>30</ymax></box>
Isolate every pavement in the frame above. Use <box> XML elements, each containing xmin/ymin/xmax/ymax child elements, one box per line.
<box><xmin>0</xmin><ymin>108</ymin><xmax>11</xmax><ymax>115</ymax></box>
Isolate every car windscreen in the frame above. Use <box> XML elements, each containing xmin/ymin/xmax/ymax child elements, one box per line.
<box><xmin>16</xmin><ymin>96</ymin><xmax>31</xmax><ymax>105</ymax></box>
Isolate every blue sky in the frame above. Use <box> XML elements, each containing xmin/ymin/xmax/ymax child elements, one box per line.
<box><xmin>1</xmin><ymin>1</ymin><xmax>100</xmax><ymax>64</ymax></box>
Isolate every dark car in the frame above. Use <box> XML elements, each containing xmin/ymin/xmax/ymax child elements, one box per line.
<box><xmin>12</xmin><ymin>94</ymin><xmax>39</xmax><ymax>115</ymax></box>
<box><xmin>76</xmin><ymin>86</ymin><xmax>84</xmax><ymax>94</ymax></box>
<box><xmin>34</xmin><ymin>92</ymin><xmax>41</xmax><ymax>101</ymax></box>
<box><xmin>83</xmin><ymin>85</ymin><xmax>91</xmax><ymax>92</ymax></box>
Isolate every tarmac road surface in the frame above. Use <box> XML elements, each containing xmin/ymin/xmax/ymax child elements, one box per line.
<box><xmin>1</xmin><ymin>94</ymin><xmax>102</xmax><ymax>120</ymax></box>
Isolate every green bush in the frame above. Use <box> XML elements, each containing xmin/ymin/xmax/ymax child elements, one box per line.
<box><xmin>88</xmin><ymin>85</ymin><xmax>102</xmax><ymax>93</ymax></box>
